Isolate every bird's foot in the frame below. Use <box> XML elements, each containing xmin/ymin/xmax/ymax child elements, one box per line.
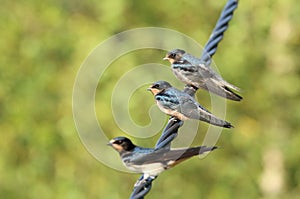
<box><xmin>134</xmin><ymin>175</ymin><xmax>157</xmax><ymax>187</ymax></box>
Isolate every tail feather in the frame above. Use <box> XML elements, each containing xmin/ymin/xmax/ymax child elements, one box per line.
<box><xmin>204</xmin><ymin>113</ymin><xmax>234</xmax><ymax>128</ymax></box>
<box><xmin>223</xmin><ymin>86</ymin><xmax>243</xmax><ymax>101</ymax></box>
<box><xmin>179</xmin><ymin>146</ymin><xmax>218</xmax><ymax>159</ymax></box>
<box><xmin>167</xmin><ymin>146</ymin><xmax>218</xmax><ymax>167</ymax></box>
<box><xmin>221</xmin><ymin>79</ymin><xmax>241</xmax><ymax>92</ymax></box>
<box><xmin>201</xmin><ymin>79</ymin><xmax>242</xmax><ymax>101</ymax></box>
<box><xmin>188</xmin><ymin>106</ymin><xmax>234</xmax><ymax>128</ymax></box>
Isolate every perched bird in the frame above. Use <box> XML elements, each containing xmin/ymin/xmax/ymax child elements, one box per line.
<box><xmin>163</xmin><ymin>49</ymin><xmax>242</xmax><ymax>101</ymax></box>
<box><xmin>108</xmin><ymin>136</ymin><xmax>217</xmax><ymax>179</ymax></box>
<box><xmin>148</xmin><ymin>81</ymin><xmax>233</xmax><ymax>128</ymax></box>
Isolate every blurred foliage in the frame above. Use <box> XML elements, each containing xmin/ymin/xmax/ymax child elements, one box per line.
<box><xmin>1</xmin><ymin>0</ymin><xmax>300</xmax><ymax>198</ymax></box>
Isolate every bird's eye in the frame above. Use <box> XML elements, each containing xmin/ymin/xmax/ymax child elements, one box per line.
<box><xmin>169</xmin><ymin>53</ymin><xmax>176</xmax><ymax>59</ymax></box>
<box><xmin>114</xmin><ymin>140</ymin><xmax>122</xmax><ymax>145</ymax></box>
<box><xmin>152</xmin><ymin>84</ymin><xmax>159</xmax><ymax>89</ymax></box>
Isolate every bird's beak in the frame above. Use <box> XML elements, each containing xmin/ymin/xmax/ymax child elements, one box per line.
<box><xmin>147</xmin><ymin>86</ymin><xmax>152</xmax><ymax>91</ymax></box>
<box><xmin>107</xmin><ymin>141</ymin><xmax>113</xmax><ymax>146</ymax></box>
<box><xmin>163</xmin><ymin>57</ymin><xmax>169</xmax><ymax>60</ymax></box>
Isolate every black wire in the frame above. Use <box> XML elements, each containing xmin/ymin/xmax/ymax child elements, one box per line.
<box><xmin>129</xmin><ymin>118</ymin><xmax>183</xmax><ymax>199</ymax></box>
<box><xmin>155</xmin><ymin>118</ymin><xmax>183</xmax><ymax>149</ymax></box>
<box><xmin>130</xmin><ymin>177</ymin><xmax>154</xmax><ymax>199</ymax></box>
<box><xmin>200</xmin><ymin>0</ymin><xmax>238</xmax><ymax>64</ymax></box>
<box><xmin>129</xmin><ymin>0</ymin><xmax>239</xmax><ymax>198</ymax></box>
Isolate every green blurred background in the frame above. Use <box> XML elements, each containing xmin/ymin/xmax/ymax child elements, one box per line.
<box><xmin>1</xmin><ymin>0</ymin><xmax>300</xmax><ymax>198</ymax></box>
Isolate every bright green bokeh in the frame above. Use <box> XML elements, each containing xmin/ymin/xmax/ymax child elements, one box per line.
<box><xmin>1</xmin><ymin>0</ymin><xmax>300</xmax><ymax>198</ymax></box>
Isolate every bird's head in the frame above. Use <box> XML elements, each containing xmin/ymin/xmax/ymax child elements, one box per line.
<box><xmin>147</xmin><ymin>81</ymin><xmax>172</xmax><ymax>95</ymax></box>
<box><xmin>108</xmin><ymin>137</ymin><xmax>136</xmax><ymax>153</ymax></box>
<box><xmin>163</xmin><ymin>49</ymin><xmax>186</xmax><ymax>64</ymax></box>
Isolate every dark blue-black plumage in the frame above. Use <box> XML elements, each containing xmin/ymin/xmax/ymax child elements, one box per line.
<box><xmin>108</xmin><ymin>136</ymin><xmax>217</xmax><ymax>178</ymax></box>
<box><xmin>164</xmin><ymin>49</ymin><xmax>242</xmax><ymax>101</ymax></box>
<box><xmin>148</xmin><ymin>81</ymin><xmax>233</xmax><ymax>128</ymax></box>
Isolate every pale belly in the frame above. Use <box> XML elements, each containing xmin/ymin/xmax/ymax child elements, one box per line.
<box><xmin>126</xmin><ymin>162</ymin><xmax>166</xmax><ymax>177</ymax></box>
<box><xmin>156</xmin><ymin>101</ymin><xmax>189</xmax><ymax>121</ymax></box>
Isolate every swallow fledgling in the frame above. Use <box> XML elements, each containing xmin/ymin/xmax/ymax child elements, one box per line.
<box><xmin>108</xmin><ymin>136</ymin><xmax>217</xmax><ymax>180</ymax></box>
<box><xmin>163</xmin><ymin>49</ymin><xmax>242</xmax><ymax>101</ymax></box>
<box><xmin>148</xmin><ymin>81</ymin><xmax>233</xmax><ymax>128</ymax></box>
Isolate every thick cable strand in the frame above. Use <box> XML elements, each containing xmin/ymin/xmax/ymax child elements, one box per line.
<box><xmin>129</xmin><ymin>1</ymin><xmax>238</xmax><ymax>198</ymax></box>
<box><xmin>201</xmin><ymin>0</ymin><xmax>238</xmax><ymax>64</ymax></box>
